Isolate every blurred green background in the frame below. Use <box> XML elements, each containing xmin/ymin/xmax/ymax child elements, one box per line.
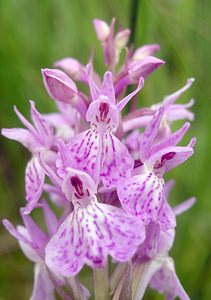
<box><xmin>0</xmin><ymin>0</ymin><xmax>210</xmax><ymax>299</ymax></box>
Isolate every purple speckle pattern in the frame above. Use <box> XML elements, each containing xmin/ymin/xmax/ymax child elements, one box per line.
<box><xmin>101</xmin><ymin>133</ymin><xmax>134</xmax><ymax>188</ymax></box>
<box><xmin>24</xmin><ymin>157</ymin><xmax>45</xmax><ymax>214</ymax></box>
<box><xmin>68</xmin><ymin>129</ymin><xmax>101</xmax><ymax>181</ymax></box>
<box><xmin>117</xmin><ymin>172</ymin><xmax>165</xmax><ymax>224</ymax></box>
<box><xmin>45</xmin><ymin>198</ymin><xmax>145</xmax><ymax>277</ymax></box>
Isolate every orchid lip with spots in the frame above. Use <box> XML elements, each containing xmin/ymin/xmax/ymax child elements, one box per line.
<box><xmin>2</xmin><ymin>18</ymin><xmax>196</xmax><ymax>300</ymax></box>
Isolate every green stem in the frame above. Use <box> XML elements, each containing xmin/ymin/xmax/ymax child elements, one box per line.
<box><xmin>93</xmin><ymin>263</ymin><xmax>109</xmax><ymax>300</ymax></box>
<box><xmin>129</xmin><ymin>0</ymin><xmax>141</xmax><ymax>45</ymax></box>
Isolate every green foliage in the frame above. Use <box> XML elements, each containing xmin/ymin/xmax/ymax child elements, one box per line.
<box><xmin>0</xmin><ymin>0</ymin><xmax>210</xmax><ymax>299</ymax></box>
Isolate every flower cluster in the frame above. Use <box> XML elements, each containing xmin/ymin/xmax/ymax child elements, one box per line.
<box><xmin>2</xmin><ymin>19</ymin><xmax>195</xmax><ymax>300</ymax></box>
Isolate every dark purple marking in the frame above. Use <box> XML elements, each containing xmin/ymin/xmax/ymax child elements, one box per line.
<box><xmin>99</xmin><ymin>102</ymin><xmax>109</xmax><ymax>121</ymax></box>
<box><xmin>70</xmin><ymin>176</ymin><xmax>84</xmax><ymax>198</ymax></box>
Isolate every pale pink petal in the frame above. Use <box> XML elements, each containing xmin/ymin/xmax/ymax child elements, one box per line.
<box><xmin>117</xmin><ymin>77</ymin><xmax>144</xmax><ymax>111</ymax></box>
<box><xmin>43</xmin><ymin>184</ymin><xmax>68</xmax><ymax>207</ymax></box>
<box><xmin>128</xmin><ymin>56</ymin><xmax>165</xmax><ymax>81</ymax></box>
<box><xmin>42</xmin><ymin>68</ymin><xmax>87</xmax><ymax>118</ymax></box>
<box><xmin>30</xmin><ymin>101</ymin><xmax>54</xmax><ymax>148</ymax></box>
<box><xmin>54</xmin><ymin>57</ymin><xmax>86</xmax><ymax>82</ymax></box>
<box><xmin>139</xmin><ymin>108</ymin><xmax>164</xmax><ymax>161</ymax></box>
<box><xmin>14</xmin><ymin>105</ymin><xmax>36</xmax><ymax>133</ymax></box>
<box><xmin>86</xmin><ymin>63</ymin><xmax>100</xmax><ymax>101</ymax></box>
<box><xmin>23</xmin><ymin>157</ymin><xmax>45</xmax><ymax>215</ymax></box>
<box><xmin>93</xmin><ymin>19</ymin><xmax>110</xmax><ymax>41</ymax></box>
<box><xmin>42</xmin><ymin>200</ymin><xmax>59</xmax><ymax>236</ymax></box>
<box><xmin>101</xmin><ymin>71</ymin><xmax>115</xmax><ymax>104</ymax></box>
<box><xmin>2</xmin><ymin>219</ymin><xmax>39</xmax><ymax>253</ymax></box>
<box><xmin>173</xmin><ymin>197</ymin><xmax>196</xmax><ymax>216</ymax></box>
<box><xmin>117</xmin><ymin>172</ymin><xmax>165</xmax><ymax>224</ymax></box>
<box><xmin>164</xmin><ymin>180</ymin><xmax>175</xmax><ymax>199</ymax></box>
<box><xmin>163</xmin><ymin>78</ymin><xmax>195</xmax><ymax>105</ymax></box>
<box><xmin>1</xmin><ymin>128</ymin><xmax>37</xmax><ymax>151</ymax></box>
<box><xmin>30</xmin><ymin>263</ymin><xmax>56</xmax><ymax>300</ymax></box>
<box><xmin>150</xmin><ymin>122</ymin><xmax>190</xmax><ymax>156</ymax></box>
<box><xmin>17</xmin><ymin>225</ymin><xmax>41</xmax><ymax>263</ymax></box>
<box><xmin>21</xmin><ymin>212</ymin><xmax>48</xmax><ymax>252</ymax></box>
<box><xmin>42</xmin><ymin>68</ymin><xmax>77</xmax><ymax>101</ymax></box>
<box><xmin>150</xmin><ymin>258</ymin><xmax>190</xmax><ymax>300</ymax></box>
<box><xmin>101</xmin><ymin>133</ymin><xmax>134</xmax><ymax>188</ymax></box>
<box><xmin>133</xmin><ymin>44</ymin><xmax>160</xmax><ymax>60</ymax></box>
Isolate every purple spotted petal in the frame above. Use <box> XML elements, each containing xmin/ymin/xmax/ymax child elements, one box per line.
<box><xmin>117</xmin><ymin>172</ymin><xmax>165</xmax><ymax>224</ymax></box>
<box><xmin>67</xmin><ymin>130</ymin><xmax>102</xmax><ymax>183</ymax></box>
<box><xmin>23</xmin><ymin>157</ymin><xmax>45</xmax><ymax>215</ymax></box>
<box><xmin>46</xmin><ymin>198</ymin><xmax>145</xmax><ymax>277</ymax></box>
<box><xmin>101</xmin><ymin>133</ymin><xmax>134</xmax><ymax>188</ymax></box>
<box><xmin>150</xmin><ymin>258</ymin><xmax>190</xmax><ymax>300</ymax></box>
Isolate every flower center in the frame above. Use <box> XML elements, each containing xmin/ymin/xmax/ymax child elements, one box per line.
<box><xmin>70</xmin><ymin>176</ymin><xmax>84</xmax><ymax>199</ymax></box>
<box><xmin>99</xmin><ymin>102</ymin><xmax>109</xmax><ymax>122</ymax></box>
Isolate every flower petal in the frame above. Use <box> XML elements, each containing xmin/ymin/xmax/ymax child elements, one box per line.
<box><xmin>45</xmin><ymin>212</ymin><xmax>86</xmax><ymax>276</ymax></box>
<box><xmin>46</xmin><ymin>199</ymin><xmax>145</xmax><ymax>277</ymax></box>
<box><xmin>117</xmin><ymin>77</ymin><xmax>144</xmax><ymax>111</ymax></box>
<box><xmin>42</xmin><ymin>200</ymin><xmax>59</xmax><ymax>236</ymax></box>
<box><xmin>54</xmin><ymin>57</ymin><xmax>86</xmax><ymax>82</ymax></box>
<box><xmin>30</xmin><ymin>101</ymin><xmax>54</xmax><ymax>148</ymax></box>
<box><xmin>2</xmin><ymin>219</ymin><xmax>39</xmax><ymax>254</ymax></box>
<box><xmin>86</xmin><ymin>63</ymin><xmax>101</xmax><ymax>101</ymax></box>
<box><xmin>42</xmin><ymin>68</ymin><xmax>87</xmax><ymax>118</ymax></box>
<box><xmin>23</xmin><ymin>157</ymin><xmax>45</xmax><ymax>214</ymax></box>
<box><xmin>30</xmin><ymin>263</ymin><xmax>56</xmax><ymax>300</ymax></box>
<box><xmin>1</xmin><ymin>128</ymin><xmax>37</xmax><ymax>151</ymax></box>
<box><xmin>150</xmin><ymin>122</ymin><xmax>190</xmax><ymax>157</ymax></box>
<box><xmin>101</xmin><ymin>71</ymin><xmax>115</xmax><ymax>104</ymax></box>
<box><xmin>173</xmin><ymin>197</ymin><xmax>196</xmax><ymax>216</ymax></box>
<box><xmin>139</xmin><ymin>108</ymin><xmax>164</xmax><ymax>162</ymax></box>
<box><xmin>133</xmin><ymin>44</ymin><xmax>160</xmax><ymax>60</ymax></box>
<box><xmin>117</xmin><ymin>172</ymin><xmax>165</xmax><ymax>224</ymax></box>
<box><xmin>128</xmin><ymin>56</ymin><xmax>165</xmax><ymax>81</ymax></box>
<box><xmin>163</xmin><ymin>78</ymin><xmax>195</xmax><ymax>106</ymax></box>
<box><xmin>151</xmin><ymin>145</ymin><xmax>194</xmax><ymax>173</ymax></box>
<box><xmin>68</xmin><ymin>130</ymin><xmax>102</xmax><ymax>183</ymax></box>
<box><xmin>150</xmin><ymin>257</ymin><xmax>190</xmax><ymax>300</ymax></box>
<box><xmin>101</xmin><ymin>133</ymin><xmax>134</xmax><ymax>188</ymax></box>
